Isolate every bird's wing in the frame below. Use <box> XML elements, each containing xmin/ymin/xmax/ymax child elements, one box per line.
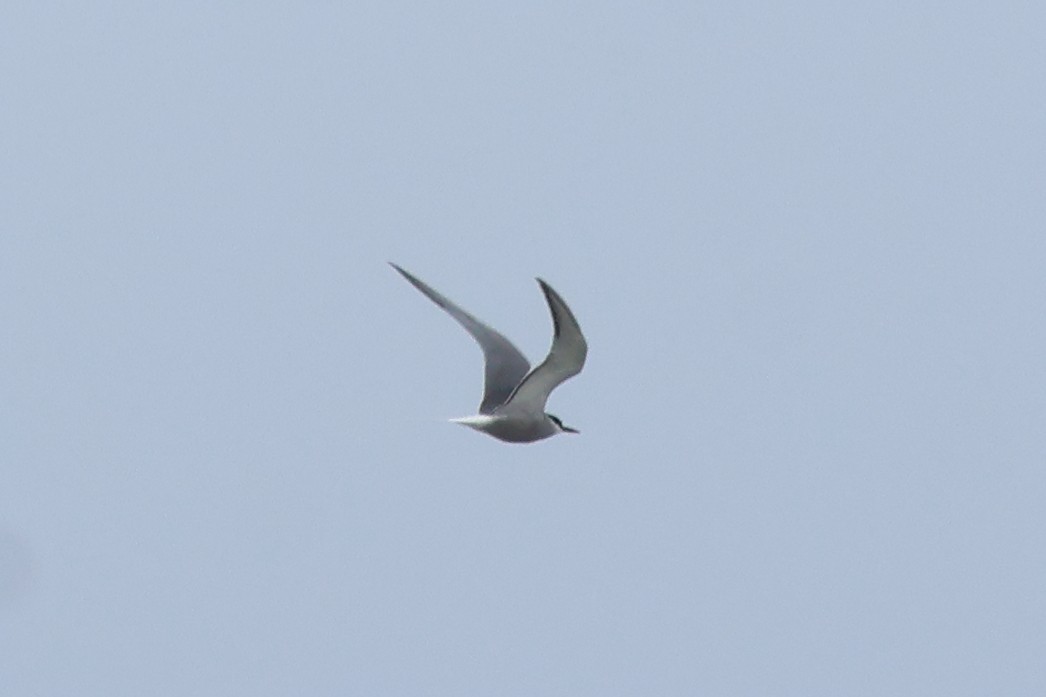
<box><xmin>390</xmin><ymin>263</ymin><xmax>531</xmax><ymax>414</ymax></box>
<box><xmin>496</xmin><ymin>279</ymin><xmax>587</xmax><ymax>415</ymax></box>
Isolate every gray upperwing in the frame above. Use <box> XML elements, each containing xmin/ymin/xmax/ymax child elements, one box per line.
<box><xmin>389</xmin><ymin>263</ymin><xmax>531</xmax><ymax>413</ymax></box>
<box><xmin>496</xmin><ymin>278</ymin><xmax>587</xmax><ymax>415</ymax></box>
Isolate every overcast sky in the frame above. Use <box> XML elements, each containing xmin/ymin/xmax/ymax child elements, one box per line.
<box><xmin>2</xmin><ymin>2</ymin><xmax>1045</xmax><ymax>695</ymax></box>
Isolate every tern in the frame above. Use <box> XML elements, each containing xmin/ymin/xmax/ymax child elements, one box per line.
<box><xmin>390</xmin><ymin>263</ymin><xmax>587</xmax><ymax>443</ymax></box>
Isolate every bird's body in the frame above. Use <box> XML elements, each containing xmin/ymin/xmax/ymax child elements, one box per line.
<box><xmin>390</xmin><ymin>263</ymin><xmax>587</xmax><ymax>443</ymax></box>
<box><xmin>449</xmin><ymin>414</ymin><xmax>557</xmax><ymax>443</ymax></box>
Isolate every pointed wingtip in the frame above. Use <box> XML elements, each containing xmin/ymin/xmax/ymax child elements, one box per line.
<box><xmin>536</xmin><ymin>278</ymin><xmax>555</xmax><ymax>298</ymax></box>
<box><xmin>536</xmin><ymin>278</ymin><xmax>563</xmax><ymax>307</ymax></box>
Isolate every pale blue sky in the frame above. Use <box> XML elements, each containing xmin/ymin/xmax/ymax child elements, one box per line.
<box><xmin>2</xmin><ymin>2</ymin><xmax>1045</xmax><ymax>695</ymax></box>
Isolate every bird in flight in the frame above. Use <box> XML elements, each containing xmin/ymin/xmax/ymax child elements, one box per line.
<box><xmin>390</xmin><ymin>263</ymin><xmax>588</xmax><ymax>443</ymax></box>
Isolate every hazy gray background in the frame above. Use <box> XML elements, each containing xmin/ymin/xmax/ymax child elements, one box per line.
<box><xmin>2</xmin><ymin>2</ymin><xmax>1044</xmax><ymax>695</ymax></box>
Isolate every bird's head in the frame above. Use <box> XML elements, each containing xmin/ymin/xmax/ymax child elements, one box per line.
<box><xmin>546</xmin><ymin>413</ymin><xmax>579</xmax><ymax>434</ymax></box>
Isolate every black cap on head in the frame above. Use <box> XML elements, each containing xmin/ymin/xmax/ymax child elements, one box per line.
<box><xmin>547</xmin><ymin>413</ymin><xmax>579</xmax><ymax>434</ymax></box>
